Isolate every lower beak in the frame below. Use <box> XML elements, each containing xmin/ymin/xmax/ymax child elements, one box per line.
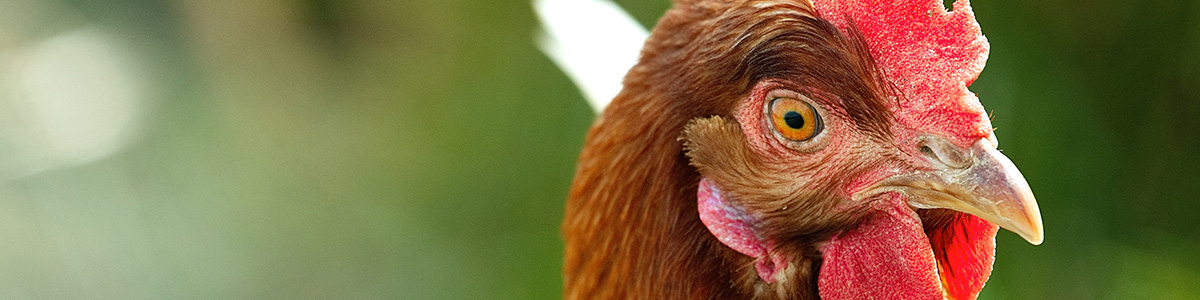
<box><xmin>873</xmin><ymin>139</ymin><xmax>1044</xmax><ymax>245</ymax></box>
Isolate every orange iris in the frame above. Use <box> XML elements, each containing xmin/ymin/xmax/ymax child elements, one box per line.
<box><xmin>769</xmin><ymin>97</ymin><xmax>822</xmax><ymax>141</ymax></box>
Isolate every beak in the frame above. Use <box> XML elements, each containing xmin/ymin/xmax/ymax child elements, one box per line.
<box><xmin>872</xmin><ymin>138</ymin><xmax>1044</xmax><ymax>245</ymax></box>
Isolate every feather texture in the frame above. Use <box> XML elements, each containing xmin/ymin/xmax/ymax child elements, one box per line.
<box><xmin>557</xmin><ymin>1</ymin><xmax>1022</xmax><ymax>299</ymax></box>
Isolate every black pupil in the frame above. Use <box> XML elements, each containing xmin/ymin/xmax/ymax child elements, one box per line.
<box><xmin>783</xmin><ymin>111</ymin><xmax>805</xmax><ymax>129</ymax></box>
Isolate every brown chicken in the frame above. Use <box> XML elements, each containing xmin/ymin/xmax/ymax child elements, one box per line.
<box><xmin>563</xmin><ymin>0</ymin><xmax>1043</xmax><ymax>299</ymax></box>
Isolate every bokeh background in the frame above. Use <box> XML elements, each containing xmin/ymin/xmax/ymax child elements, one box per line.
<box><xmin>0</xmin><ymin>0</ymin><xmax>1196</xmax><ymax>298</ymax></box>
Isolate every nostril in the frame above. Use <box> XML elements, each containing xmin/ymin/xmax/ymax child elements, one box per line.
<box><xmin>919</xmin><ymin>145</ymin><xmax>935</xmax><ymax>157</ymax></box>
<box><xmin>916</xmin><ymin>136</ymin><xmax>971</xmax><ymax>169</ymax></box>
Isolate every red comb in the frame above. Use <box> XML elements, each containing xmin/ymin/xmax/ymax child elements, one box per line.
<box><xmin>813</xmin><ymin>0</ymin><xmax>994</xmax><ymax>146</ymax></box>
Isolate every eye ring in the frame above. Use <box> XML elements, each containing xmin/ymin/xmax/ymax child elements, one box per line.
<box><xmin>767</xmin><ymin>97</ymin><xmax>824</xmax><ymax>142</ymax></box>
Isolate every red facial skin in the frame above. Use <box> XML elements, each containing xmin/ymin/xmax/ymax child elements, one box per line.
<box><xmin>565</xmin><ymin>0</ymin><xmax>1015</xmax><ymax>298</ymax></box>
<box><xmin>815</xmin><ymin>1</ymin><xmax>999</xmax><ymax>298</ymax></box>
<box><xmin>814</xmin><ymin>0</ymin><xmax>995</xmax><ymax>149</ymax></box>
<box><xmin>699</xmin><ymin>0</ymin><xmax>1002</xmax><ymax>299</ymax></box>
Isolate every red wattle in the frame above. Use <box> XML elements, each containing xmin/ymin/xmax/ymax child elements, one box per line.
<box><xmin>927</xmin><ymin>213</ymin><xmax>998</xmax><ymax>300</ymax></box>
<box><xmin>818</xmin><ymin>194</ymin><xmax>942</xmax><ymax>300</ymax></box>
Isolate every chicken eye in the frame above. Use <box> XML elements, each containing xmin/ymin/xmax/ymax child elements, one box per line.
<box><xmin>768</xmin><ymin>97</ymin><xmax>823</xmax><ymax>141</ymax></box>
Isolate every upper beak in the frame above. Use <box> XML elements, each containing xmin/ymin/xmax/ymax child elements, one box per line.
<box><xmin>871</xmin><ymin>137</ymin><xmax>1044</xmax><ymax>245</ymax></box>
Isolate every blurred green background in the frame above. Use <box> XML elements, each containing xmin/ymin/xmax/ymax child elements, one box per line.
<box><xmin>0</xmin><ymin>0</ymin><xmax>1196</xmax><ymax>299</ymax></box>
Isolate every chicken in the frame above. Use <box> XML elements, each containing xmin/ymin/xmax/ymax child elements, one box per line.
<box><xmin>556</xmin><ymin>0</ymin><xmax>1043</xmax><ymax>299</ymax></box>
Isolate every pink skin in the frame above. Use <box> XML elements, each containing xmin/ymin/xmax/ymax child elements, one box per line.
<box><xmin>697</xmin><ymin>178</ymin><xmax>787</xmax><ymax>283</ymax></box>
<box><xmin>696</xmin><ymin>81</ymin><xmax>988</xmax><ymax>298</ymax></box>
<box><xmin>697</xmin><ymin>76</ymin><xmax>930</xmax><ymax>286</ymax></box>
<box><xmin>697</xmin><ymin>177</ymin><xmax>944</xmax><ymax>299</ymax></box>
<box><xmin>698</xmin><ymin>80</ymin><xmax>998</xmax><ymax>296</ymax></box>
<box><xmin>699</xmin><ymin>0</ymin><xmax>1002</xmax><ymax>298</ymax></box>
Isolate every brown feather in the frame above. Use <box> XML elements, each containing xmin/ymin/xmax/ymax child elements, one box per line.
<box><xmin>564</xmin><ymin>0</ymin><xmax>897</xmax><ymax>298</ymax></box>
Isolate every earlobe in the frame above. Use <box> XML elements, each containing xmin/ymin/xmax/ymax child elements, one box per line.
<box><xmin>696</xmin><ymin>178</ymin><xmax>785</xmax><ymax>283</ymax></box>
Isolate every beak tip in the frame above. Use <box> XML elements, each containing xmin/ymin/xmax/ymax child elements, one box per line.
<box><xmin>1016</xmin><ymin>216</ymin><xmax>1044</xmax><ymax>245</ymax></box>
<box><xmin>982</xmin><ymin>139</ymin><xmax>1045</xmax><ymax>246</ymax></box>
<box><xmin>1025</xmin><ymin>234</ymin><xmax>1043</xmax><ymax>246</ymax></box>
<box><xmin>1022</xmin><ymin>203</ymin><xmax>1044</xmax><ymax>246</ymax></box>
